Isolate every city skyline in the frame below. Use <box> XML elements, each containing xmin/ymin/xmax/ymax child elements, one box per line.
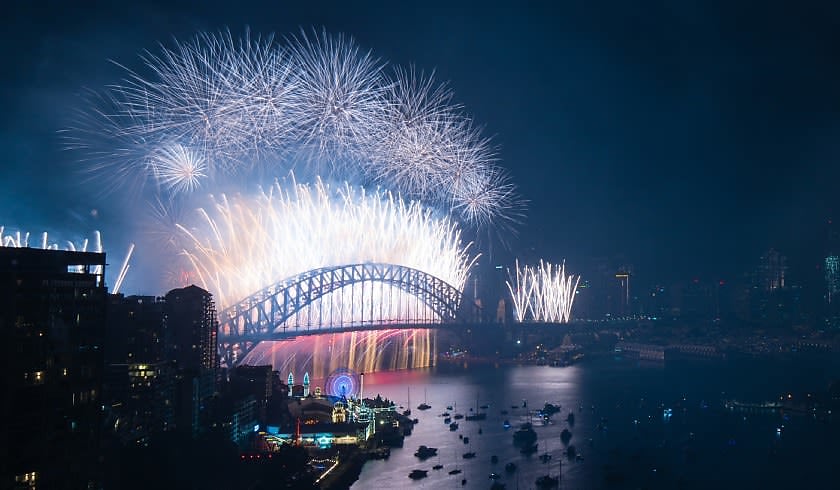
<box><xmin>2</xmin><ymin>1</ymin><xmax>840</xmax><ymax>293</ymax></box>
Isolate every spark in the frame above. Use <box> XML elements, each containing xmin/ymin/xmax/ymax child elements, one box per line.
<box><xmin>506</xmin><ymin>259</ymin><xmax>580</xmax><ymax>323</ymax></box>
<box><xmin>175</xmin><ymin>175</ymin><xmax>479</xmax><ymax>312</ymax></box>
<box><xmin>71</xmin><ymin>29</ymin><xmax>523</xmax><ymax>229</ymax></box>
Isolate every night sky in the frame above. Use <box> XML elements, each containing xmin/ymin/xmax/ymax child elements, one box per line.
<box><xmin>2</xmin><ymin>0</ymin><xmax>840</xmax><ymax>293</ymax></box>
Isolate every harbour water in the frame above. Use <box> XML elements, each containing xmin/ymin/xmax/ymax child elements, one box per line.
<box><xmin>352</xmin><ymin>354</ymin><xmax>839</xmax><ymax>489</ymax></box>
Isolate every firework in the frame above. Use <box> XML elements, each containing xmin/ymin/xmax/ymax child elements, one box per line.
<box><xmin>72</xmin><ymin>29</ymin><xmax>522</xmax><ymax>229</ymax></box>
<box><xmin>0</xmin><ymin>226</ymin><xmax>133</xmax><ymax>290</ymax></box>
<box><xmin>506</xmin><ymin>259</ymin><xmax>580</xmax><ymax>323</ymax></box>
<box><xmin>175</xmin><ymin>175</ymin><xmax>478</xmax><ymax>312</ymax></box>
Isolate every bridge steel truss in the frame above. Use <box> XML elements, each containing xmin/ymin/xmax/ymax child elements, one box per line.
<box><xmin>218</xmin><ymin>263</ymin><xmax>465</xmax><ymax>367</ymax></box>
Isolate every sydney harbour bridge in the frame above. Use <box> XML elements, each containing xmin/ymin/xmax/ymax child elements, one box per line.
<box><xmin>217</xmin><ymin>263</ymin><xmax>470</xmax><ymax>368</ymax></box>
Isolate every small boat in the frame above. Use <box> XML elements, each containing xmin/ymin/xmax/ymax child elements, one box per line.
<box><xmin>505</xmin><ymin>462</ymin><xmax>517</xmax><ymax>473</ymax></box>
<box><xmin>566</xmin><ymin>445</ymin><xmax>577</xmax><ymax>459</ymax></box>
<box><xmin>449</xmin><ymin>469</ymin><xmax>462</xmax><ymax>475</ymax></box>
<box><xmin>535</xmin><ymin>474</ymin><xmax>559</xmax><ymax>488</ymax></box>
<box><xmin>412</xmin><ymin>418</ymin><xmax>419</xmax><ymax>424</ymax></box>
<box><xmin>489</xmin><ymin>472</ymin><xmax>501</xmax><ymax>480</ymax></box>
<box><xmin>478</xmin><ymin>428</ymin><xmax>483</xmax><ymax>434</ymax></box>
<box><xmin>414</xmin><ymin>445</ymin><xmax>438</xmax><ymax>459</ymax></box>
<box><xmin>432</xmin><ymin>464</ymin><xmax>443</xmax><ymax>470</ymax></box>
<box><xmin>439</xmin><ymin>412</ymin><xmax>450</xmax><ymax>417</ymax></box>
<box><xmin>454</xmin><ymin>413</ymin><xmax>464</xmax><ymax>420</ymax></box>
<box><xmin>417</xmin><ymin>402</ymin><xmax>431</xmax><ymax>410</ymax></box>
<box><xmin>444</xmin><ymin>417</ymin><xmax>452</xmax><ymax>424</ymax></box>
<box><xmin>503</xmin><ymin>420</ymin><xmax>511</xmax><ymax>429</ymax></box>
<box><xmin>450</xmin><ymin>422</ymin><xmax>459</xmax><ymax>431</ymax></box>
<box><xmin>567</xmin><ymin>412</ymin><xmax>575</xmax><ymax>424</ymax></box>
<box><xmin>461</xmin><ymin>479</ymin><xmax>467</xmax><ymax>486</ymax></box>
<box><xmin>463</xmin><ymin>436</ymin><xmax>470</xmax><ymax>444</ymax></box>
<box><xmin>408</xmin><ymin>469</ymin><xmax>428</xmax><ymax>480</ymax></box>
<box><xmin>480</xmin><ymin>404</ymin><xmax>490</xmax><ymax>410</ymax></box>
<box><xmin>462</xmin><ymin>451</ymin><xmax>476</xmax><ymax>459</ymax></box>
<box><xmin>447</xmin><ymin>405</ymin><xmax>453</xmax><ymax>410</ymax></box>
<box><xmin>561</xmin><ymin>428</ymin><xmax>572</xmax><ymax>443</ymax></box>
<box><xmin>540</xmin><ymin>452</ymin><xmax>552</xmax><ymax>463</ymax></box>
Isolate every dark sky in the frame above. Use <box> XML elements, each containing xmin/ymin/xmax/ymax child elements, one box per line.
<box><xmin>2</xmin><ymin>0</ymin><xmax>840</xmax><ymax>292</ymax></box>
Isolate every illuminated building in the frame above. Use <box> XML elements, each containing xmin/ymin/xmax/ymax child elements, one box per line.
<box><xmin>0</xmin><ymin>247</ymin><xmax>107</xmax><ymax>489</ymax></box>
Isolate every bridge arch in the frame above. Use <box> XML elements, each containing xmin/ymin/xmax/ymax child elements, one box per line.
<box><xmin>218</xmin><ymin>263</ymin><xmax>465</xmax><ymax>366</ymax></box>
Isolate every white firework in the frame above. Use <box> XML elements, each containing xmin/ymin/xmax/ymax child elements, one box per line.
<box><xmin>149</xmin><ymin>144</ymin><xmax>207</xmax><ymax>192</ymax></box>
<box><xmin>506</xmin><ymin>259</ymin><xmax>580</xmax><ymax>323</ymax></box>
<box><xmin>174</xmin><ymin>176</ymin><xmax>479</xmax><ymax>311</ymax></box>
<box><xmin>73</xmin><ymin>29</ymin><xmax>523</xmax><ymax>230</ymax></box>
<box><xmin>286</xmin><ymin>29</ymin><xmax>387</xmax><ymax>161</ymax></box>
<box><xmin>0</xmin><ymin>226</ymin><xmax>133</xmax><ymax>293</ymax></box>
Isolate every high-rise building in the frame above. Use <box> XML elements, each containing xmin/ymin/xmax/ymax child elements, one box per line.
<box><xmin>164</xmin><ymin>285</ymin><xmax>218</xmax><ymax>373</ymax></box>
<box><xmin>756</xmin><ymin>249</ymin><xmax>787</xmax><ymax>292</ymax></box>
<box><xmin>163</xmin><ymin>285</ymin><xmax>220</xmax><ymax>437</ymax></box>
<box><xmin>0</xmin><ymin>247</ymin><xmax>107</xmax><ymax>489</ymax></box>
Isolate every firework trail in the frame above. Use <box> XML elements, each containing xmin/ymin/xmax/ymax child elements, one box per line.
<box><xmin>174</xmin><ymin>175</ymin><xmax>478</xmax><ymax>310</ymax></box>
<box><xmin>506</xmin><ymin>259</ymin><xmax>580</xmax><ymax>323</ymax></box>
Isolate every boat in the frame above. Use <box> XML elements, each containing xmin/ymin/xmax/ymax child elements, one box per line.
<box><xmin>453</xmin><ymin>413</ymin><xmax>464</xmax><ymax>420</ymax></box>
<box><xmin>466</xmin><ymin>394</ymin><xmax>487</xmax><ymax>421</ymax></box>
<box><xmin>449</xmin><ymin>469</ymin><xmax>462</xmax><ymax>475</ymax></box>
<box><xmin>439</xmin><ymin>412</ymin><xmax>450</xmax><ymax>417</ymax></box>
<box><xmin>462</xmin><ymin>451</ymin><xmax>476</xmax><ymax>459</ymax></box>
<box><xmin>513</xmin><ymin>426</ymin><xmax>537</xmax><ymax>445</ymax></box>
<box><xmin>567</xmin><ymin>412</ymin><xmax>575</xmax><ymax>425</ymax></box>
<box><xmin>478</xmin><ymin>428</ymin><xmax>483</xmax><ymax>434</ymax></box>
<box><xmin>535</xmin><ymin>474</ymin><xmax>560</xmax><ymax>488</ymax></box>
<box><xmin>414</xmin><ymin>445</ymin><xmax>438</xmax><ymax>459</ymax></box>
<box><xmin>444</xmin><ymin>417</ymin><xmax>452</xmax><ymax>424</ymax></box>
<box><xmin>565</xmin><ymin>445</ymin><xmax>576</xmax><ymax>459</ymax></box>
<box><xmin>412</xmin><ymin>418</ymin><xmax>419</xmax><ymax>424</ymax></box>
<box><xmin>542</xmin><ymin>403</ymin><xmax>561</xmax><ymax>416</ymax></box>
<box><xmin>432</xmin><ymin>464</ymin><xmax>443</xmax><ymax>470</ymax></box>
<box><xmin>505</xmin><ymin>462</ymin><xmax>517</xmax><ymax>472</ymax></box>
<box><xmin>408</xmin><ymin>469</ymin><xmax>428</xmax><ymax>480</ymax></box>
<box><xmin>417</xmin><ymin>388</ymin><xmax>431</xmax><ymax>410</ymax></box>
<box><xmin>540</xmin><ymin>452</ymin><xmax>552</xmax><ymax>463</ymax></box>
<box><xmin>503</xmin><ymin>420</ymin><xmax>511</xmax><ymax>429</ymax></box>
<box><xmin>449</xmin><ymin>422</ymin><xmax>459</xmax><ymax>431</ymax></box>
<box><xmin>489</xmin><ymin>472</ymin><xmax>501</xmax><ymax>480</ymax></box>
<box><xmin>463</xmin><ymin>436</ymin><xmax>470</xmax><ymax>444</ymax></box>
<box><xmin>480</xmin><ymin>404</ymin><xmax>490</xmax><ymax>410</ymax></box>
<box><xmin>560</xmin><ymin>428</ymin><xmax>572</xmax><ymax>443</ymax></box>
<box><xmin>446</xmin><ymin>405</ymin><xmax>453</xmax><ymax>410</ymax></box>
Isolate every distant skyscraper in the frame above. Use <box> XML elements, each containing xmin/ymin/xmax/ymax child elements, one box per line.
<box><xmin>826</xmin><ymin>256</ymin><xmax>840</xmax><ymax>305</ymax></box>
<box><xmin>0</xmin><ymin>248</ymin><xmax>107</xmax><ymax>489</ymax></box>
<box><xmin>756</xmin><ymin>249</ymin><xmax>787</xmax><ymax>291</ymax></box>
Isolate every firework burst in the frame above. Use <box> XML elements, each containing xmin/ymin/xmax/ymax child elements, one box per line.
<box><xmin>506</xmin><ymin>259</ymin><xmax>580</xmax><ymax>323</ymax></box>
<box><xmin>174</xmin><ymin>175</ymin><xmax>478</xmax><ymax>310</ymax></box>
<box><xmin>71</xmin><ymin>28</ymin><xmax>523</xmax><ymax>231</ymax></box>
